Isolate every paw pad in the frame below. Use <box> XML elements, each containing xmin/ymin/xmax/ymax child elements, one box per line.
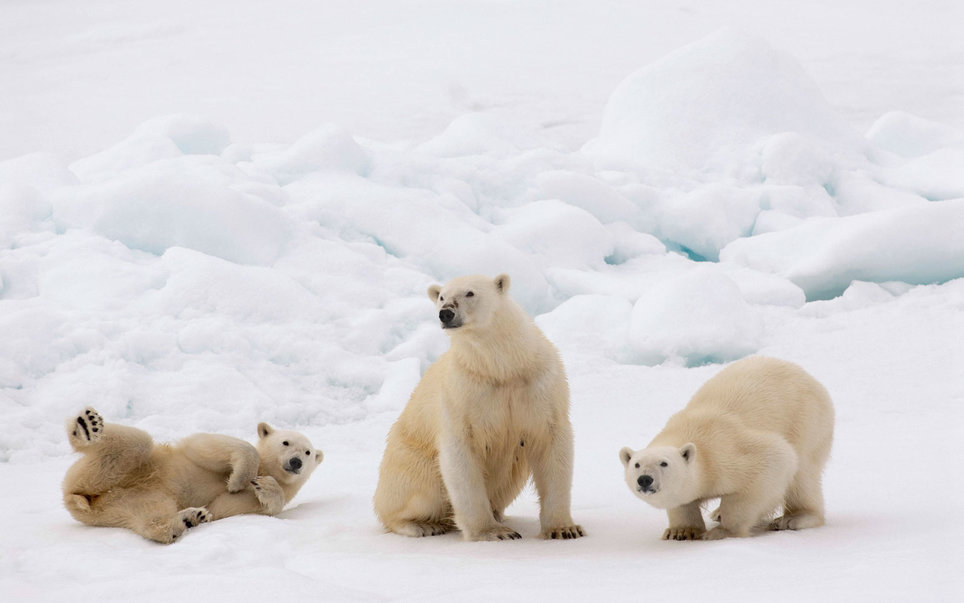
<box><xmin>74</xmin><ymin>407</ymin><xmax>104</xmax><ymax>443</ymax></box>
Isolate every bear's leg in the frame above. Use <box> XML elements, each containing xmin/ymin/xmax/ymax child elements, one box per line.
<box><xmin>704</xmin><ymin>437</ymin><xmax>796</xmax><ymax>540</ymax></box>
<box><xmin>486</xmin><ymin>445</ymin><xmax>529</xmax><ymax>526</ymax></box>
<box><xmin>124</xmin><ymin>490</ymin><xmax>210</xmax><ymax>544</ymax></box>
<box><xmin>178</xmin><ymin>434</ymin><xmax>260</xmax><ymax>493</ymax></box>
<box><xmin>207</xmin><ymin>476</ymin><xmax>286</xmax><ymax>519</ymax></box>
<box><xmin>528</xmin><ymin>422</ymin><xmax>584</xmax><ymax>540</ymax></box>
<box><xmin>663</xmin><ymin>502</ymin><xmax>706</xmax><ymax>541</ymax></box>
<box><xmin>374</xmin><ymin>439</ymin><xmax>455</xmax><ymax>538</ymax></box>
<box><xmin>66</xmin><ymin>407</ymin><xmax>104</xmax><ymax>449</ymax></box>
<box><xmin>769</xmin><ymin>466</ymin><xmax>826</xmax><ymax>531</ymax></box>
<box><xmin>439</xmin><ymin>434</ymin><xmax>520</xmax><ymax>541</ymax></box>
<box><xmin>62</xmin><ymin>413</ymin><xmax>155</xmax><ymax>497</ymax></box>
<box><xmin>66</xmin><ymin>486</ymin><xmax>204</xmax><ymax>544</ymax></box>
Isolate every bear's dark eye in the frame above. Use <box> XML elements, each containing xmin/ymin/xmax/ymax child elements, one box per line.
<box><xmin>282</xmin><ymin>441</ymin><xmax>289</xmax><ymax>446</ymax></box>
<box><xmin>305</xmin><ymin>450</ymin><xmax>310</xmax><ymax>455</ymax></box>
<box><xmin>439</xmin><ymin>295</ymin><xmax>444</xmax><ymax>302</ymax></box>
<box><xmin>660</xmin><ymin>461</ymin><xmax>668</xmax><ymax>467</ymax></box>
<box><xmin>466</xmin><ymin>291</ymin><xmax>474</xmax><ymax>297</ymax></box>
<box><xmin>634</xmin><ymin>463</ymin><xmax>639</xmax><ymax>469</ymax></box>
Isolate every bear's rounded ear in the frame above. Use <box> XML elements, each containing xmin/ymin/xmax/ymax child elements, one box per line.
<box><xmin>316</xmin><ymin>450</ymin><xmax>324</xmax><ymax>463</ymax></box>
<box><xmin>258</xmin><ymin>422</ymin><xmax>273</xmax><ymax>439</ymax></box>
<box><xmin>619</xmin><ymin>447</ymin><xmax>634</xmax><ymax>466</ymax></box>
<box><xmin>680</xmin><ymin>442</ymin><xmax>696</xmax><ymax>463</ymax></box>
<box><xmin>427</xmin><ymin>284</ymin><xmax>442</xmax><ymax>302</ymax></box>
<box><xmin>494</xmin><ymin>273</ymin><xmax>510</xmax><ymax>294</ymax></box>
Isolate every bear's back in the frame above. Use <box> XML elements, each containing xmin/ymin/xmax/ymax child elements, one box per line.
<box><xmin>684</xmin><ymin>356</ymin><xmax>833</xmax><ymax>448</ymax></box>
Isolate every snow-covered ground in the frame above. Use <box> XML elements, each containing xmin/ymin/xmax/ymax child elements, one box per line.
<box><xmin>2</xmin><ymin>1</ymin><xmax>963</xmax><ymax>601</ymax></box>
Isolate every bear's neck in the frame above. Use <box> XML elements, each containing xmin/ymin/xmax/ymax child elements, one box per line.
<box><xmin>448</xmin><ymin>305</ymin><xmax>549</xmax><ymax>383</ymax></box>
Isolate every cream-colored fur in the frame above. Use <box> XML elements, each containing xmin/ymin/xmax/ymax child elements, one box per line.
<box><xmin>619</xmin><ymin>356</ymin><xmax>833</xmax><ymax>540</ymax></box>
<box><xmin>62</xmin><ymin>408</ymin><xmax>322</xmax><ymax>543</ymax></box>
<box><xmin>374</xmin><ymin>273</ymin><xmax>584</xmax><ymax>541</ymax></box>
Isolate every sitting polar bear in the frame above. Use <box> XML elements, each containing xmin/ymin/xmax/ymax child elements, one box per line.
<box><xmin>62</xmin><ymin>408</ymin><xmax>322</xmax><ymax>543</ymax></box>
<box><xmin>374</xmin><ymin>273</ymin><xmax>584</xmax><ymax>541</ymax></box>
<box><xmin>620</xmin><ymin>356</ymin><xmax>834</xmax><ymax>540</ymax></box>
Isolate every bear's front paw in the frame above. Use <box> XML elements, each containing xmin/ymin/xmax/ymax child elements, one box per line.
<box><xmin>71</xmin><ymin>407</ymin><xmax>104</xmax><ymax>445</ymax></box>
<box><xmin>471</xmin><ymin>525</ymin><xmax>522</xmax><ymax>541</ymax></box>
<box><xmin>662</xmin><ymin>526</ymin><xmax>704</xmax><ymax>541</ymax></box>
<box><xmin>178</xmin><ymin>507</ymin><xmax>213</xmax><ymax>529</ymax></box>
<box><xmin>164</xmin><ymin>508</ymin><xmax>211</xmax><ymax>544</ymax></box>
<box><xmin>251</xmin><ymin>476</ymin><xmax>285</xmax><ymax>515</ymax></box>
<box><xmin>542</xmin><ymin>525</ymin><xmax>585</xmax><ymax>540</ymax></box>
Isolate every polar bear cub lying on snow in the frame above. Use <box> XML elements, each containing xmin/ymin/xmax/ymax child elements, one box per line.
<box><xmin>620</xmin><ymin>356</ymin><xmax>834</xmax><ymax>540</ymax></box>
<box><xmin>63</xmin><ymin>408</ymin><xmax>322</xmax><ymax>543</ymax></box>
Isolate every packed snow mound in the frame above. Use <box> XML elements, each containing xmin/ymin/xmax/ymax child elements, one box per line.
<box><xmin>628</xmin><ymin>267</ymin><xmax>764</xmax><ymax>366</ymax></box>
<box><xmin>495</xmin><ymin>200</ymin><xmax>614</xmax><ymax>269</ymax></box>
<box><xmin>655</xmin><ymin>184</ymin><xmax>761</xmax><ymax>261</ymax></box>
<box><xmin>70</xmin><ymin>115</ymin><xmax>231</xmax><ymax>183</ymax></box>
<box><xmin>246</xmin><ymin>124</ymin><xmax>371</xmax><ymax>184</ymax></box>
<box><xmin>585</xmin><ymin>29</ymin><xmax>861</xmax><ymax>175</ymax></box>
<box><xmin>51</xmin><ymin>156</ymin><xmax>293</xmax><ymax>265</ymax></box>
<box><xmin>417</xmin><ymin>113</ymin><xmax>520</xmax><ymax>157</ymax></box>
<box><xmin>885</xmin><ymin>148</ymin><xmax>964</xmax><ymax>201</ymax></box>
<box><xmin>720</xmin><ymin>199</ymin><xmax>964</xmax><ymax>300</ymax></box>
<box><xmin>536</xmin><ymin>294</ymin><xmax>634</xmax><ymax>362</ymax></box>
<box><xmin>0</xmin><ymin>152</ymin><xmax>78</xmax><ymax>192</ymax></box>
<box><xmin>866</xmin><ymin>111</ymin><xmax>964</xmax><ymax>158</ymax></box>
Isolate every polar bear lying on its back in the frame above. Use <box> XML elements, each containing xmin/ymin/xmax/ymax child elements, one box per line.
<box><xmin>620</xmin><ymin>356</ymin><xmax>834</xmax><ymax>540</ymax></box>
<box><xmin>63</xmin><ymin>408</ymin><xmax>322</xmax><ymax>543</ymax></box>
<box><xmin>374</xmin><ymin>273</ymin><xmax>583</xmax><ymax>541</ymax></box>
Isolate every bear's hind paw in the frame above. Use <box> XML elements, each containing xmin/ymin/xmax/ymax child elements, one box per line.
<box><xmin>178</xmin><ymin>507</ymin><xmax>212</xmax><ymax>529</ymax></box>
<box><xmin>472</xmin><ymin>525</ymin><xmax>522</xmax><ymax>541</ymax></box>
<box><xmin>769</xmin><ymin>513</ymin><xmax>824</xmax><ymax>531</ymax></box>
<box><xmin>71</xmin><ymin>408</ymin><xmax>104</xmax><ymax>445</ymax></box>
<box><xmin>662</xmin><ymin>526</ymin><xmax>704</xmax><ymax>541</ymax></box>
<box><xmin>389</xmin><ymin>520</ymin><xmax>454</xmax><ymax>538</ymax></box>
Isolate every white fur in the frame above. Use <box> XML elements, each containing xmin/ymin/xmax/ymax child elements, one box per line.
<box><xmin>620</xmin><ymin>356</ymin><xmax>834</xmax><ymax>540</ymax></box>
<box><xmin>62</xmin><ymin>409</ymin><xmax>322</xmax><ymax>543</ymax></box>
<box><xmin>374</xmin><ymin>274</ymin><xmax>584</xmax><ymax>541</ymax></box>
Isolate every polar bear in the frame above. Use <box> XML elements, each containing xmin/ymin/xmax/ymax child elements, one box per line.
<box><xmin>62</xmin><ymin>408</ymin><xmax>322</xmax><ymax>543</ymax></box>
<box><xmin>374</xmin><ymin>273</ymin><xmax>584</xmax><ymax>541</ymax></box>
<box><xmin>619</xmin><ymin>356</ymin><xmax>833</xmax><ymax>540</ymax></box>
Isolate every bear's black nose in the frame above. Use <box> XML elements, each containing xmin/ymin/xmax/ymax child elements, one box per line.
<box><xmin>439</xmin><ymin>309</ymin><xmax>455</xmax><ymax>324</ymax></box>
<box><xmin>288</xmin><ymin>457</ymin><xmax>302</xmax><ymax>471</ymax></box>
<box><xmin>638</xmin><ymin>475</ymin><xmax>654</xmax><ymax>489</ymax></box>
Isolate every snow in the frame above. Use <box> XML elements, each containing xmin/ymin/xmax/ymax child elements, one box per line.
<box><xmin>585</xmin><ymin>29</ymin><xmax>862</xmax><ymax>176</ymax></box>
<box><xmin>721</xmin><ymin>200</ymin><xmax>964</xmax><ymax>301</ymax></box>
<box><xmin>2</xmin><ymin>1</ymin><xmax>964</xmax><ymax>601</ymax></box>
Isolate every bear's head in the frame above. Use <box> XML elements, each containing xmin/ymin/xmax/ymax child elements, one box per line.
<box><xmin>427</xmin><ymin>273</ymin><xmax>510</xmax><ymax>332</ymax></box>
<box><xmin>619</xmin><ymin>443</ymin><xmax>697</xmax><ymax>509</ymax></box>
<box><xmin>257</xmin><ymin>423</ymin><xmax>323</xmax><ymax>491</ymax></box>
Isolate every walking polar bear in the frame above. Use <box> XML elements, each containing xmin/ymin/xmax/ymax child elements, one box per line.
<box><xmin>620</xmin><ymin>356</ymin><xmax>833</xmax><ymax>540</ymax></box>
<box><xmin>63</xmin><ymin>407</ymin><xmax>322</xmax><ymax>543</ymax></box>
<box><xmin>374</xmin><ymin>273</ymin><xmax>584</xmax><ymax>541</ymax></box>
